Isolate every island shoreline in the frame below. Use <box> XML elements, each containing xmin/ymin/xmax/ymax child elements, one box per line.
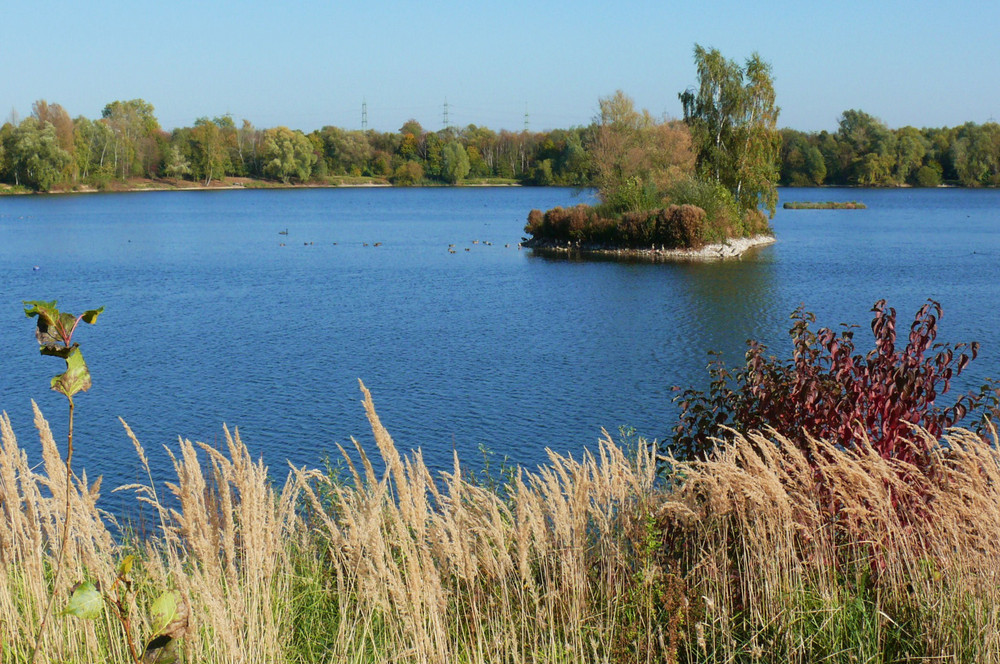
<box><xmin>524</xmin><ymin>234</ymin><xmax>776</xmax><ymax>260</ymax></box>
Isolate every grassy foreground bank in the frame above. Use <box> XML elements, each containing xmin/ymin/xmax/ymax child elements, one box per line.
<box><xmin>2</xmin><ymin>384</ymin><xmax>1000</xmax><ymax>663</ymax></box>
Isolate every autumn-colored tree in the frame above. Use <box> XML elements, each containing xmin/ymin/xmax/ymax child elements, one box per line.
<box><xmin>399</xmin><ymin>133</ymin><xmax>419</xmax><ymax>161</ymax></box>
<box><xmin>588</xmin><ymin>90</ymin><xmax>695</xmax><ymax>213</ymax></box>
<box><xmin>32</xmin><ymin>100</ymin><xmax>76</xmax><ymax>180</ymax></box>
<box><xmin>390</xmin><ymin>160</ymin><xmax>424</xmax><ymax>185</ymax></box>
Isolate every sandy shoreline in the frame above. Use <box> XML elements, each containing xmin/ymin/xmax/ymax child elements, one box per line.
<box><xmin>0</xmin><ymin>179</ymin><xmax>524</xmax><ymax>196</ymax></box>
<box><xmin>524</xmin><ymin>234</ymin><xmax>776</xmax><ymax>260</ymax></box>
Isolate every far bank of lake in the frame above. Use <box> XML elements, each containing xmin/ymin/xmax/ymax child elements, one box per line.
<box><xmin>0</xmin><ymin>175</ymin><xmax>522</xmax><ymax>196</ymax></box>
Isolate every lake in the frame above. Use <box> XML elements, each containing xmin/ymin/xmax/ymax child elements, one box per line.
<box><xmin>2</xmin><ymin>186</ymin><xmax>999</xmax><ymax>496</ymax></box>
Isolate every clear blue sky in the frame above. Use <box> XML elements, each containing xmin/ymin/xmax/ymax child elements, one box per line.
<box><xmin>4</xmin><ymin>0</ymin><xmax>999</xmax><ymax>134</ymax></box>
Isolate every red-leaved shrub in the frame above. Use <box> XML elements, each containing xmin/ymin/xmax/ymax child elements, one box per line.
<box><xmin>671</xmin><ymin>300</ymin><xmax>998</xmax><ymax>466</ymax></box>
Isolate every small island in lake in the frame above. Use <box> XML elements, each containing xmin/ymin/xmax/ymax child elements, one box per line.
<box><xmin>522</xmin><ymin>203</ymin><xmax>775</xmax><ymax>260</ymax></box>
<box><xmin>523</xmin><ymin>46</ymin><xmax>780</xmax><ymax>261</ymax></box>
<box><xmin>783</xmin><ymin>201</ymin><xmax>866</xmax><ymax>209</ymax></box>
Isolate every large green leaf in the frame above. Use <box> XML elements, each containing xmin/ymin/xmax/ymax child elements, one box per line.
<box><xmin>64</xmin><ymin>581</ymin><xmax>103</xmax><ymax>620</ymax></box>
<box><xmin>144</xmin><ymin>590</ymin><xmax>188</xmax><ymax>664</ymax></box>
<box><xmin>24</xmin><ymin>300</ymin><xmax>71</xmax><ymax>350</ymax></box>
<box><xmin>23</xmin><ymin>299</ymin><xmax>59</xmax><ymax>323</ymax></box>
<box><xmin>148</xmin><ymin>590</ymin><xmax>188</xmax><ymax>638</ymax></box>
<box><xmin>51</xmin><ymin>345</ymin><xmax>92</xmax><ymax>398</ymax></box>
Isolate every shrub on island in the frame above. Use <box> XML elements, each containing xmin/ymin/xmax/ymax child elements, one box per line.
<box><xmin>524</xmin><ymin>202</ymin><xmax>770</xmax><ymax>251</ymax></box>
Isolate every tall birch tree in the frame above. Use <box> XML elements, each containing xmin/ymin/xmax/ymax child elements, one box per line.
<box><xmin>680</xmin><ymin>45</ymin><xmax>780</xmax><ymax>217</ymax></box>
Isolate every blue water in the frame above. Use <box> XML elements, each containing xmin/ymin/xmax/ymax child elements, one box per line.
<box><xmin>1</xmin><ymin>187</ymin><xmax>999</xmax><ymax>496</ymax></box>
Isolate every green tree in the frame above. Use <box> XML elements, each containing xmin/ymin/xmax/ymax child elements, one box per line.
<box><xmin>925</xmin><ymin>126</ymin><xmax>957</xmax><ymax>182</ymax></box>
<box><xmin>262</xmin><ymin>126</ymin><xmax>317</xmax><ymax>183</ymax></box>
<box><xmin>316</xmin><ymin>126</ymin><xmax>373</xmax><ymax>175</ymax></box>
<box><xmin>390</xmin><ymin>160</ymin><xmax>424</xmax><ymax>185</ymax></box>
<box><xmin>950</xmin><ymin>122</ymin><xmax>1000</xmax><ymax>186</ymax></box>
<box><xmin>400</xmin><ymin>119</ymin><xmax>423</xmax><ymax>138</ymax></box>
<box><xmin>237</xmin><ymin>119</ymin><xmax>263</xmax><ymax>176</ymax></box>
<box><xmin>915</xmin><ymin>163</ymin><xmax>942</xmax><ymax>187</ymax></box>
<box><xmin>101</xmin><ymin>99</ymin><xmax>160</xmax><ymax>179</ymax></box>
<box><xmin>835</xmin><ymin>109</ymin><xmax>895</xmax><ymax>184</ymax></box>
<box><xmin>162</xmin><ymin>144</ymin><xmax>192</xmax><ymax>179</ymax></box>
<box><xmin>9</xmin><ymin>117</ymin><xmax>72</xmax><ymax>190</ymax></box>
<box><xmin>803</xmin><ymin>144</ymin><xmax>826</xmax><ymax>185</ymax></box>
<box><xmin>422</xmin><ymin>132</ymin><xmax>444</xmax><ymax>178</ymax></box>
<box><xmin>440</xmin><ymin>140</ymin><xmax>470</xmax><ymax>183</ymax></box>
<box><xmin>189</xmin><ymin>117</ymin><xmax>230</xmax><ymax>185</ymax></box>
<box><xmin>680</xmin><ymin>45</ymin><xmax>781</xmax><ymax>217</ymax></box>
<box><xmin>210</xmin><ymin>114</ymin><xmax>243</xmax><ymax>176</ymax></box>
<box><xmin>73</xmin><ymin>116</ymin><xmax>114</xmax><ymax>181</ymax></box>
<box><xmin>461</xmin><ymin>124</ymin><xmax>498</xmax><ymax>175</ymax></box>
<box><xmin>555</xmin><ymin>129</ymin><xmax>590</xmax><ymax>185</ymax></box>
<box><xmin>779</xmin><ymin>129</ymin><xmax>826</xmax><ymax>186</ymax></box>
<box><xmin>858</xmin><ymin>151</ymin><xmax>894</xmax><ymax>186</ymax></box>
<box><xmin>893</xmin><ymin>126</ymin><xmax>928</xmax><ymax>184</ymax></box>
<box><xmin>817</xmin><ymin>130</ymin><xmax>850</xmax><ymax>184</ymax></box>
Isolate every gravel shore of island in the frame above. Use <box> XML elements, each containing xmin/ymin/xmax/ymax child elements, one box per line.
<box><xmin>524</xmin><ymin>234</ymin><xmax>776</xmax><ymax>260</ymax></box>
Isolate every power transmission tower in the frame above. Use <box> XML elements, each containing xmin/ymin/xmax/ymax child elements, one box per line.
<box><xmin>361</xmin><ymin>99</ymin><xmax>368</xmax><ymax>131</ymax></box>
<box><xmin>443</xmin><ymin>98</ymin><xmax>450</xmax><ymax>129</ymax></box>
<box><xmin>523</xmin><ymin>104</ymin><xmax>530</xmax><ymax>132</ymax></box>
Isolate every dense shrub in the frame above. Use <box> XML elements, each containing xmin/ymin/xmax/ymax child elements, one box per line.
<box><xmin>524</xmin><ymin>204</ymin><xmax>713</xmax><ymax>249</ymax></box>
<box><xmin>597</xmin><ymin>176</ymin><xmax>666</xmax><ymax>216</ymax></box>
<box><xmin>389</xmin><ymin>160</ymin><xmax>424</xmax><ymax>186</ymax></box>
<box><xmin>671</xmin><ymin>300</ymin><xmax>998</xmax><ymax>465</ymax></box>
<box><xmin>915</xmin><ymin>164</ymin><xmax>943</xmax><ymax>187</ymax></box>
<box><xmin>665</xmin><ymin>175</ymin><xmax>739</xmax><ymax>242</ymax></box>
<box><xmin>741</xmin><ymin>207</ymin><xmax>773</xmax><ymax>236</ymax></box>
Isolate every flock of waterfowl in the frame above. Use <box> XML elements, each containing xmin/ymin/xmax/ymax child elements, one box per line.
<box><xmin>447</xmin><ymin>239</ymin><xmax>520</xmax><ymax>254</ymax></box>
<box><xmin>279</xmin><ymin>229</ymin><xmax>520</xmax><ymax>252</ymax></box>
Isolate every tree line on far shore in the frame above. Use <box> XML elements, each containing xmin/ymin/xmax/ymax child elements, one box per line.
<box><xmin>781</xmin><ymin>111</ymin><xmax>1000</xmax><ymax>187</ymax></box>
<box><xmin>3</xmin><ymin>96</ymin><xmax>1000</xmax><ymax>193</ymax></box>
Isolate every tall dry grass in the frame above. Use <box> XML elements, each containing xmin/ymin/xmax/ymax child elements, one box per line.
<box><xmin>660</xmin><ymin>425</ymin><xmax>1000</xmax><ymax>661</ymax></box>
<box><xmin>2</xmin><ymin>383</ymin><xmax>1000</xmax><ymax>662</ymax></box>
